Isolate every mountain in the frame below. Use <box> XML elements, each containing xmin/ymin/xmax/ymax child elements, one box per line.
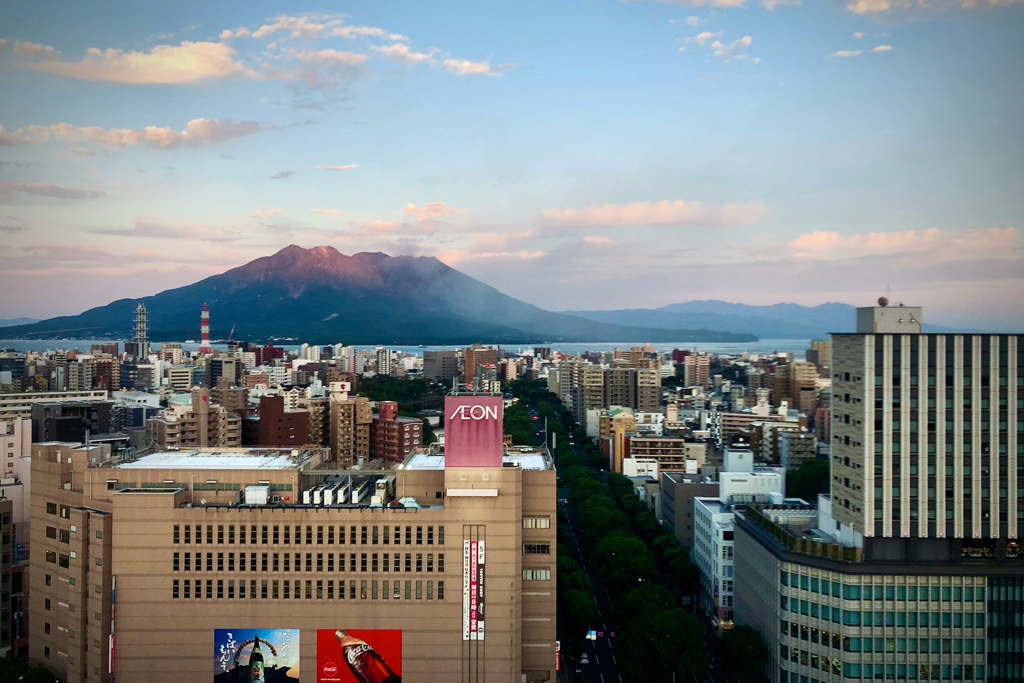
<box><xmin>563</xmin><ymin>300</ymin><xmax>956</xmax><ymax>339</ymax></box>
<box><xmin>0</xmin><ymin>317</ymin><xmax>39</xmax><ymax>328</ymax></box>
<box><xmin>0</xmin><ymin>246</ymin><xmax>757</xmax><ymax>345</ymax></box>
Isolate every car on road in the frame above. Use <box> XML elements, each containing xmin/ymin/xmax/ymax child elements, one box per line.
<box><xmin>580</xmin><ymin>654</ymin><xmax>589</xmax><ymax>665</ymax></box>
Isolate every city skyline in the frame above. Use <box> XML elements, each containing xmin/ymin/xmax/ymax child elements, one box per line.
<box><xmin>1</xmin><ymin>0</ymin><xmax>1023</xmax><ymax>328</ymax></box>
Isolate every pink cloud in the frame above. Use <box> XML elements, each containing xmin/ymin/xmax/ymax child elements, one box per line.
<box><xmin>541</xmin><ymin>199</ymin><xmax>768</xmax><ymax>229</ymax></box>
<box><xmin>788</xmin><ymin>227</ymin><xmax>1021</xmax><ymax>260</ymax></box>
<box><xmin>404</xmin><ymin>201</ymin><xmax>460</xmax><ymax>221</ymax></box>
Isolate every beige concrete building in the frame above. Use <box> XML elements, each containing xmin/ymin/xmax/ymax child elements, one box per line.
<box><xmin>146</xmin><ymin>387</ymin><xmax>243</xmax><ymax>449</ymax></box>
<box><xmin>28</xmin><ymin>412</ymin><xmax>557</xmax><ymax>682</ymax></box>
<box><xmin>209</xmin><ymin>376</ymin><xmax>247</xmax><ymax>417</ymax></box>
<box><xmin>659</xmin><ymin>471</ymin><xmax>718</xmax><ymax>547</ymax></box>
<box><xmin>0</xmin><ymin>390</ymin><xmax>108</xmax><ymax>420</ymax></box>
<box><xmin>329</xmin><ymin>392</ymin><xmax>372</xmax><ymax>468</ymax></box>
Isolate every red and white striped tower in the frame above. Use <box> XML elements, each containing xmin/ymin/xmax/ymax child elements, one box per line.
<box><xmin>198</xmin><ymin>303</ymin><xmax>214</xmax><ymax>354</ymax></box>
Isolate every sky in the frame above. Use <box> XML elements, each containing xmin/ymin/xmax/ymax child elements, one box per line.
<box><xmin>0</xmin><ymin>0</ymin><xmax>1022</xmax><ymax>329</ymax></box>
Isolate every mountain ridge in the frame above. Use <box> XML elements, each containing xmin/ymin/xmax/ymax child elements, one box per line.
<box><xmin>0</xmin><ymin>246</ymin><xmax>757</xmax><ymax>345</ymax></box>
<box><xmin>563</xmin><ymin>299</ymin><xmax>958</xmax><ymax>339</ymax></box>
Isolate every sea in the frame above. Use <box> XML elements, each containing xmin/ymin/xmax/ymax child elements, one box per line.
<box><xmin>0</xmin><ymin>338</ymin><xmax>812</xmax><ymax>359</ymax></box>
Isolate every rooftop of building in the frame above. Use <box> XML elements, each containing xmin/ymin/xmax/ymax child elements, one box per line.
<box><xmin>110</xmin><ymin>447</ymin><xmax>310</xmax><ymax>471</ymax></box>
<box><xmin>740</xmin><ymin>504</ymin><xmax>862</xmax><ymax>562</ymax></box>
<box><xmin>403</xmin><ymin>445</ymin><xmax>553</xmax><ymax>471</ymax></box>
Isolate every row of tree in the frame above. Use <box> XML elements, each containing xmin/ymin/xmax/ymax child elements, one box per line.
<box><xmin>507</xmin><ymin>380</ymin><xmax>710</xmax><ymax>683</ymax></box>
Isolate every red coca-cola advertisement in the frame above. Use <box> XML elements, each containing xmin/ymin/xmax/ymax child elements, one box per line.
<box><xmin>444</xmin><ymin>396</ymin><xmax>503</xmax><ymax>467</ymax></box>
<box><xmin>316</xmin><ymin>629</ymin><xmax>402</xmax><ymax>683</ymax></box>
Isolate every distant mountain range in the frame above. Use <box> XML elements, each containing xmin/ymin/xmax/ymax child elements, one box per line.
<box><xmin>0</xmin><ymin>317</ymin><xmax>39</xmax><ymax>328</ymax></box>
<box><xmin>0</xmin><ymin>246</ymin><xmax>756</xmax><ymax>344</ymax></box>
<box><xmin>563</xmin><ymin>300</ymin><xmax>957</xmax><ymax>339</ymax></box>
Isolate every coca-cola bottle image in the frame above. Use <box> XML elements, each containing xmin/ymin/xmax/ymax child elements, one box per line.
<box><xmin>335</xmin><ymin>630</ymin><xmax>401</xmax><ymax>683</ymax></box>
<box><xmin>248</xmin><ymin>638</ymin><xmax>265</xmax><ymax>683</ymax></box>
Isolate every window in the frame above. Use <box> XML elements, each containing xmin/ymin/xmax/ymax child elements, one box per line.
<box><xmin>46</xmin><ymin>502</ymin><xmax>57</xmax><ymax>515</ymax></box>
<box><xmin>523</xmin><ymin>544</ymin><xmax>550</xmax><ymax>554</ymax></box>
<box><xmin>523</xmin><ymin>517</ymin><xmax>551</xmax><ymax>529</ymax></box>
<box><xmin>172</xmin><ymin>580</ymin><xmax>180</xmax><ymax>598</ymax></box>
<box><xmin>173</xmin><ymin>553</ymin><xmax>180</xmax><ymax>571</ymax></box>
<box><xmin>438</xmin><ymin>526</ymin><xmax>445</xmax><ymax>545</ymax></box>
<box><xmin>173</xmin><ymin>525</ymin><xmax>180</xmax><ymax>543</ymax></box>
<box><xmin>438</xmin><ymin>580</ymin><xmax>444</xmax><ymax>599</ymax></box>
<box><xmin>523</xmin><ymin>569</ymin><xmax>551</xmax><ymax>581</ymax></box>
<box><xmin>46</xmin><ymin>526</ymin><xmax>57</xmax><ymax>539</ymax></box>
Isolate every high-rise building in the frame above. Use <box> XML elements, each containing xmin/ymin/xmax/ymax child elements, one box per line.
<box><xmin>683</xmin><ymin>355</ymin><xmax>711</xmax><ymax>388</ymax></box>
<box><xmin>375</xmin><ymin>346</ymin><xmax>394</xmax><ymax>376</ymax></box>
<box><xmin>369</xmin><ymin>401</ymin><xmax>423</xmax><ymax>463</ymax></box>
<box><xmin>28</xmin><ymin>396</ymin><xmax>557</xmax><ymax>683</ymax></box>
<box><xmin>732</xmin><ymin>303</ymin><xmax>1024</xmax><ymax>683</ymax></box>
<box><xmin>134</xmin><ymin>303</ymin><xmax>150</xmax><ymax>360</ymax></box>
<box><xmin>807</xmin><ymin>339</ymin><xmax>832</xmax><ymax>371</ymax></box>
<box><xmin>329</xmin><ymin>383</ymin><xmax>372</xmax><ymax>467</ymax></box>
<box><xmin>146</xmin><ymin>387</ymin><xmax>242</xmax><ymax>449</ymax></box>
<box><xmin>464</xmin><ymin>344</ymin><xmax>498</xmax><ymax>383</ymax></box>
<box><xmin>423</xmin><ymin>350</ymin><xmax>458</xmax><ymax>380</ymax></box>
<box><xmin>242</xmin><ymin>395</ymin><xmax>309</xmax><ymax>447</ymax></box>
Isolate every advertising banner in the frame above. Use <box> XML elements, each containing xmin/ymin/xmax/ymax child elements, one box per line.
<box><xmin>316</xmin><ymin>629</ymin><xmax>402</xmax><ymax>683</ymax></box>
<box><xmin>214</xmin><ymin>629</ymin><xmax>299</xmax><ymax>682</ymax></box>
<box><xmin>444</xmin><ymin>396</ymin><xmax>503</xmax><ymax>467</ymax></box>
<box><xmin>463</xmin><ymin>539</ymin><xmax>486</xmax><ymax>640</ymax></box>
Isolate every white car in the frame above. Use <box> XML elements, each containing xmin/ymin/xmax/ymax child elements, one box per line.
<box><xmin>580</xmin><ymin>654</ymin><xmax>589</xmax><ymax>665</ymax></box>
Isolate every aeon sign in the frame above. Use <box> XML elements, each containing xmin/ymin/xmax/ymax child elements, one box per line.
<box><xmin>445</xmin><ymin>396</ymin><xmax>503</xmax><ymax>467</ymax></box>
<box><xmin>449</xmin><ymin>404</ymin><xmax>500</xmax><ymax>421</ymax></box>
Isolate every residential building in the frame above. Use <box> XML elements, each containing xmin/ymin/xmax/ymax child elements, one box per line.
<box><xmin>683</xmin><ymin>355</ymin><xmax>711</xmax><ymax>388</ymax></box>
<box><xmin>807</xmin><ymin>340</ymin><xmax>832</xmax><ymax>371</ymax></box>
<box><xmin>370</xmin><ymin>401</ymin><xmax>423</xmax><ymax>463</ymax></box>
<box><xmin>329</xmin><ymin>384</ymin><xmax>372</xmax><ymax>467</ymax></box>
<box><xmin>28</xmin><ymin>396</ymin><xmax>557</xmax><ymax>683</ymax></box>
<box><xmin>209</xmin><ymin>376</ymin><xmax>248</xmax><ymax>416</ymax></box>
<box><xmin>0</xmin><ymin>498</ymin><xmax>13</xmax><ymax>656</ymax></box>
<box><xmin>146</xmin><ymin>387</ymin><xmax>243</xmax><ymax>449</ymax></box>
<box><xmin>241</xmin><ymin>395</ymin><xmax>309</xmax><ymax>447</ymax></box>
<box><xmin>2</xmin><ymin>417</ymin><xmax>31</xmax><ymax>479</ymax></box>
<box><xmin>780</xmin><ymin>430</ymin><xmax>818</xmax><ymax>469</ymax></box>
<box><xmin>464</xmin><ymin>344</ymin><xmax>498</xmax><ymax>383</ymax></box>
<box><xmin>621</xmin><ymin>436</ymin><xmax>708</xmax><ymax>473</ymax></box>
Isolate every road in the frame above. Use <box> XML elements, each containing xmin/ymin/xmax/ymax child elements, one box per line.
<box><xmin>534</xmin><ymin>407</ymin><xmax>729</xmax><ymax>683</ymax></box>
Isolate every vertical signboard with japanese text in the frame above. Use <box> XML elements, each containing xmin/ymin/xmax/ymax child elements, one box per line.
<box><xmin>463</xmin><ymin>539</ymin><xmax>486</xmax><ymax>640</ymax></box>
<box><xmin>214</xmin><ymin>629</ymin><xmax>299</xmax><ymax>682</ymax></box>
<box><xmin>316</xmin><ymin>629</ymin><xmax>402</xmax><ymax>683</ymax></box>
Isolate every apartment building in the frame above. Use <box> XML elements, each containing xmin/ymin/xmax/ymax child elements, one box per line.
<box><xmin>423</xmin><ymin>350</ymin><xmax>459</xmax><ymax>381</ymax></box>
<box><xmin>0</xmin><ymin>390</ymin><xmax>108</xmax><ymax>421</ymax></box>
<box><xmin>370</xmin><ymin>401</ymin><xmax>423</xmax><ymax>463</ymax></box>
<box><xmin>329</xmin><ymin>384</ymin><xmax>372</xmax><ymax>468</ymax></box>
<box><xmin>29</xmin><ymin>395</ymin><xmax>557</xmax><ymax>683</ymax></box>
<box><xmin>146</xmin><ymin>387</ymin><xmax>242</xmax><ymax>449</ymax></box>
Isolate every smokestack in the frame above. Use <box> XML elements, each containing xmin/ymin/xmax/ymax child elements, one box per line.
<box><xmin>198</xmin><ymin>303</ymin><xmax>214</xmax><ymax>354</ymax></box>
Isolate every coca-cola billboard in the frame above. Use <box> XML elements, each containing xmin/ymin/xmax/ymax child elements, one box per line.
<box><xmin>316</xmin><ymin>629</ymin><xmax>402</xmax><ymax>683</ymax></box>
<box><xmin>444</xmin><ymin>396</ymin><xmax>503</xmax><ymax>467</ymax></box>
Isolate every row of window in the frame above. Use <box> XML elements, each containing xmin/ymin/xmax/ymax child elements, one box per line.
<box><xmin>45</xmin><ymin>503</ymin><xmax>70</xmax><ymax>518</ymax></box>
<box><xmin>172</xmin><ymin>523</ymin><xmax>444</xmax><ymax>546</ymax></box>
<box><xmin>171</xmin><ymin>578</ymin><xmax>444</xmax><ymax>601</ymax></box>
<box><xmin>781</xmin><ymin>597</ymin><xmax>985</xmax><ymax>628</ymax></box>
<box><xmin>841</xmin><ymin>663</ymin><xmax>986</xmax><ymax>680</ymax></box>
<box><xmin>843</xmin><ymin>637</ymin><xmax>986</xmax><ymax>654</ymax></box>
<box><xmin>781</xmin><ymin>573</ymin><xmax>985</xmax><ymax>603</ymax></box>
<box><xmin>173</xmin><ymin>551</ymin><xmax>445</xmax><ymax>573</ymax></box>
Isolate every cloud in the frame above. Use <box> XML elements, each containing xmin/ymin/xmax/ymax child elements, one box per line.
<box><xmin>761</xmin><ymin>0</ymin><xmax>801</xmax><ymax>7</ymax></box>
<box><xmin>693</xmin><ymin>31</ymin><xmax>723</xmax><ymax>45</ymax></box>
<box><xmin>1</xmin><ymin>225</ymin><xmax>27</xmax><ymax>234</ymax></box>
<box><xmin>287</xmin><ymin>48</ymin><xmax>367</xmax><ymax>66</ymax></box>
<box><xmin>788</xmin><ymin>227</ymin><xmax>1021</xmax><ymax>260</ymax></box>
<box><xmin>316</xmin><ymin>164</ymin><xmax>357</xmax><ymax>170</ymax></box>
<box><xmin>0</xmin><ymin>118</ymin><xmax>265</xmax><ymax>149</ymax></box>
<box><xmin>441</xmin><ymin>58</ymin><xmax>503</xmax><ymax>76</ymax></box>
<box><xmin>21</xmin><ymin>40</ymin><xmax>246</xmax><ymax>83</ymax></box>
<box><xmin>0</xmin><ymin>181</ymin><xmax>104</xmax><ymax>203</ymax></box>
<box><xmin>687</xmin><ymin>16</ymin><xmax>701</xmax><ymax>25</ymax></box>
<box><xmin>251</xmin><ymin>206</ymin><xmax>282</xmax><ymax>219</ymax></box>
<box><xmin>852</xmin><ymin>31</ymin><xmax>866</xmax><ymax>38</ymax></box>
<box><xmin>234</xmin><ymin>15</ymin><xmax>406</xmax><ymax>42</ymax></box>
<box><xmin>270</xmin><ymin>170</ymin><xmax>296</xmax><ymax>180</ymax></box>
<box><xmin>711</xmin><ymin>35</ymin><xmax>754</xmax><ymax>62</ymax></box>
<box><xmin>371</xmin><ymin>43</ymin><xmax>436</xmax><ymax>65</ymax></box>
<box><xmin>620</xmin><ymin>0</ymin><xmax>747</xmax><ymax>6</ymax></box>
<box><xmin>404</xmin><ymin>202</ymin><xmax>459</xmax><ymax>221</ymax></box>
<box><xmin>844</xmin><ymin>0</ymin><xmax>1023</xmax><ymax>13</ymax></box>
<box><xmin>582</xmin><ymin>236</ymin><xmax>614</xmax><ymax>245</ymax></box>
<box><xmin>830</xmin><ymin>49</ymin><xmax>864</xmax><ymax>57</ymax></box>
<box><xmin>871</xmin><ymin>44</ymin><xmax>894</xmax><ymax>51</ymax></box>
<box><xmin>541</xmin><ymin>199</ymin><xmax>768</xmax><ymax>229</ymax></box>
<box><xmin>92</xmin><ymin>217</ymin><xmax>240</xmax><ymax>241</ymax></box>
<box><xmin>0</xmin><ymin>39</ymin><xmax>6</xmax><ymax>50</ymax></box>
<box><xmin>71</xmin><ymin>147</ymin><xmax>95</xmax><ymax>156</ymax></box>
<box><xmin>12</xmin><ymin>40</ymin><xmax>60</xmax><ymax>57</ymax></box>
<box><xmin>0</xmin><ymin>159</ymin><xmax>38</xmax><ymax>168</ymax></box>
<box><xmin>311</xmin><ymin>209</ymin><xmax>344</xmax><ymax>215</ymax></box>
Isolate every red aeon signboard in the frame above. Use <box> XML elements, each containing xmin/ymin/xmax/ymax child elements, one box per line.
<box><xmin>444</xmin><ymin>396</ymin><xmax>503</xmax><ymax>467</ymax></box>
<box><xmin>316</xmin><ymin>629</ymin><xmax>402</xmax><ymax>683</ymax></box>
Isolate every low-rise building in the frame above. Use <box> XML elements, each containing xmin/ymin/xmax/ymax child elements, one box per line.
<box><xmin>370</xmin><ymin>401</ymin><xmax>423</xmax><ymax>463</ymax></box>
<box><xmin>146</xmin><ymin>387</ymin><xmax>242</xmax><ymax>449</ymax></box>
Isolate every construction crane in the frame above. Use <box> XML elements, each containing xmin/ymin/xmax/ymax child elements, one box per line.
<box><xmin>227</xmin><ymin>323</ymin><xmax>235</xmax><ymax>342</ymax></box>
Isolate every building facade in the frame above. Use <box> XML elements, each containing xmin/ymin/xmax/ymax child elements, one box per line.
<box><xmin>29</xmin><ymin>396</ymin><xmax>557</xmax><ymax>683</ymax></box>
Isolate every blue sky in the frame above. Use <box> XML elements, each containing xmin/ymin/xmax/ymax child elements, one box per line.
<box><xmin>1</xmin><ymin>0</ymin><xmax>1022</xmax><ymax>328</ymax></box>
